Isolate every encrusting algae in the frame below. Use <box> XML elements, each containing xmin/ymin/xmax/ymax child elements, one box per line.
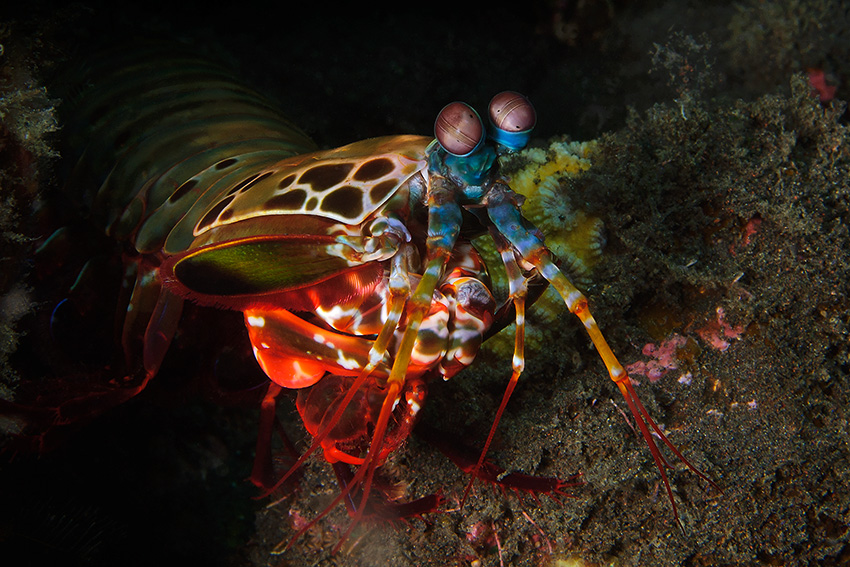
<box><xmin>475</xmin><ymin>138</ymin><xmax>606</xmax><ymax>355</ymax></box>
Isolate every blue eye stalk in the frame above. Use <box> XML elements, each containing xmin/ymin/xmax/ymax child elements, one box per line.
<box><xmin>487</xmin><ymin>91</ymin><xmax>536</xmax><ymax>151</ymax></box>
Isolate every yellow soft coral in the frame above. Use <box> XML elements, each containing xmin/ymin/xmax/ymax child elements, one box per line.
<box><xmin>476</xmin><ymin>138</ymin><xmax>605</xmax><ymax>356</ymax></box>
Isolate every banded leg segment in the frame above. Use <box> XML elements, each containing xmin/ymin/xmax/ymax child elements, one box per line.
<box><xmin>340</xmin><ymin>174</ymin><xmax>463</xmax><ymax>543</ymax></box>
<box><xmin>486</xmin><ymin>182</ymin><xmax>718</xmax><ymax>527</ymax></box>
<box><xmin>463</xmin><ymin>228</ymin><xmax>530</xmax><ymax>506</ymax></box>
<box><xmin>281</xmin><ymin>179</ymin><xmax>463</xmax><ymax>551</ymax></box>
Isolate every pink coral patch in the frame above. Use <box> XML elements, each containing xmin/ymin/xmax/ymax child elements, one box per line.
<box><xmin>807</xmin><ymin>68</ymin><xmax>837</xmax><ymax>102</ymax></box>
<box><xmin>626</xmin><ymin>333</ymin><xmax>688</xmax><ymax>383</ymax></box>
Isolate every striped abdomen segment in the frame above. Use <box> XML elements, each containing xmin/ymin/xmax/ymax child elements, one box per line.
<box><xmin>65</xmin><ymin>42</ymin><xmax>318</xmax><ymax>255</ymax></box>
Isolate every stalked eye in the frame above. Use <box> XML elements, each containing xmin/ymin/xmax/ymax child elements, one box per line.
<box><xmin>488</xmin><ymin>91</ymin><xmax>536</xmax><ymax>150</ymax></box>
<box><xmin>489</xmin><ymin>91</ymin><xmax>536</xmax><ymax>132</ymax></box>
<box><xmin>434</xmin><ymin>101</ymin><xmax>484</xmax><ymax>157</ymax></box>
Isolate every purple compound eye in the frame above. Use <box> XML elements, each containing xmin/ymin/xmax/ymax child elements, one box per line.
<box><xmin>488</xmin><ymin>91</ymin><xmax>536</xmax><ymax>150</ymax></box>
<box><xmin>434</xmin><ymin>101</ymin><xmax>484</xmax><ymax>156</ymax></box>
<box><xmin>489</xmin><ymin>91</ymin><xmax>536</xmax><ymax>132</ymax></box>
